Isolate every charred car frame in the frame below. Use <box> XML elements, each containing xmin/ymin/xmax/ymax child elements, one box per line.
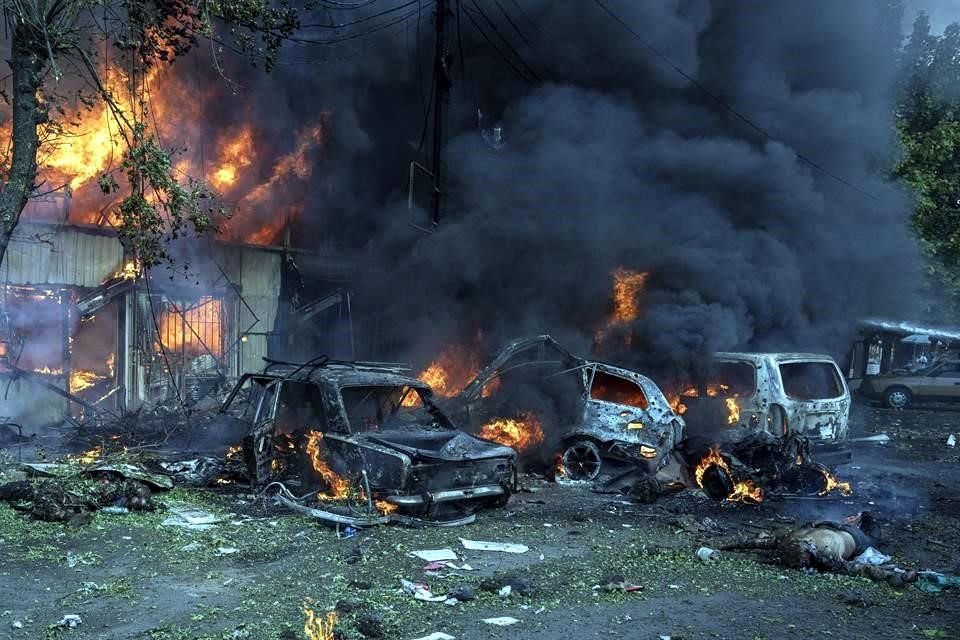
<box><xmin>214</xmin><ymin>358</ymin><xmax>517</xmax><ymax>519</ymax></box>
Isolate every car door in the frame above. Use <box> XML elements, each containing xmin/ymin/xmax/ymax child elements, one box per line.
<box><xmin>247</xmin><ymin>380</ymin><xmax>280</xmax><ymax>485</ymax></box>
<box><xmin>922</xmin><ymin>363</ymin><xmax>960</xmax><ymax>399</ymax></box>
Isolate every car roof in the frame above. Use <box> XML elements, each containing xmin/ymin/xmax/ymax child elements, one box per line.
<box><xmin>715</xmin><ymin>351</ymin><xmax>839</xmax><ymax>364</ymax></box>
<box><xmin>251</xmin><ymin>362</ymin><xmax>429</xmax><ymax>390</ymax></box>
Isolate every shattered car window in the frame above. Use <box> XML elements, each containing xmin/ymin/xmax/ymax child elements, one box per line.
<box><xmin>223</xmin><ymin>376</ymin><xmax>269</xmax><ymax>421</ymax></box>
<box><xmin>590</xmin><ymin>371</ymin><xmax>649</xmax><ymax>409</ymax></box>
<box><xmin>779</xmin><ymin>362</ymin><xmax>843</xmax><ymax>400</ymax></box>
<box><xmin>715</xmin><ymin>362</ymin><xmax>756</xmax><ymax>395</ymax></box>
<box><xmin>274</xmin><ymin>382</ymin><xmax>328</xmax><ymax>435</ymax></box>
<box><xmin>341</xmin><ymin>385</ymin><xmax>433</xmax><ymax>432</ymax></box>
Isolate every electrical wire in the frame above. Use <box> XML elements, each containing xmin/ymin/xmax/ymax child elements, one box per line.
<box><xmin>466</xmin><ymin>0</ymin><xmax>541</xmax><ymax>83</ymax></box>
<box><xmin>286</xmin><ymin>5</ymin><xmax>425</xmax><ymax>46</ymax></box>
<box><xmin>300</xmin><ymin>0</ymin><xmax>420</xmax><ymax>29</ymax></box>
<box><xmin>461</xmin><ymin>4</ymin><xmax>537</xmax><ymax>86</ymax></box>
<box><xmin>592</xmin><ymin>0</ymin><xmax>880</xmax><ymax>202</ymax></box>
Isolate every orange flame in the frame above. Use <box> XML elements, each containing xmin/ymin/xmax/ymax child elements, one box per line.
<box><xmin>818</xmin><ymin>470</ymin><xmax>852</xmax><ymax>496</ymax></box>
<box><xmin>155</xmin><ymin>297</ymin><xmax>223</xmax><ymax>357</ymax></box>
<box><xmin>69</xmin><ymin>369</ymin><xmax>108</xmax><ymax>394</ymax></box>
<box><xmin>724</xmin><ymin>397</ymin><xmax>740</xmax><ymax>425</ymax></box>
<box><xmin>209</xmin><ymin>127</ymin><xmax>254</xmax><ymax>191</ymax></box>
<box><xmin>595</xmin><ymin>268</ymin><xmax>649</xmax><ymax>347</ymax></box>
<box><xmin>411</xmin><ymin>343</ymin><xmax>483</xmax><ymax>400</ymax></box>
<box><xmin>477</xmin><ymin>413</ymin><xmax>544</xmax><ymax>453</ymax></box>
<box><xmin>694</xmin><ymin>448</ymin><xmax>763</xmax><ymax>504</ymax></box>
<box><xmin>305</xmin><ymin>430</ymin><xmax>350</xmax><ymax>500</ymax></box>
<box><xmin>303</xmin><ymin>606</ymin><xmax>338</xmax><ymax>640</ymax></box>
<box><xmin>68</xmin><ymin>445</ymin><xmax>103</xmax><ymax>465</ymax></box>
<box><xmin>375</xmin><ymin>499</ymin><xmax>398</xmax><ymax>515</ymax></box>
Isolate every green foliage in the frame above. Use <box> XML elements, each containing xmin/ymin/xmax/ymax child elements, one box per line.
<box><xmin>110</xmin><ymin>123</ymin><xmax>222</xmax><ymax>268</ymax></box>
<box><xmin>896</xmin><ymin>13</ymin><xmax>960</xmax><ymax>298</ymax></box>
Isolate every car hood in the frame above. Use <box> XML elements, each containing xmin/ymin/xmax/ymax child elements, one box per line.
<box><xmin>359</xmin><ymin>429</ymin><xmax>517</xmax><ymax>462</ymax></box>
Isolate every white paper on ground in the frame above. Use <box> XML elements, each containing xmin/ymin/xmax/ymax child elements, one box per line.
<box><xmin>460</xmin><ymin>538</ymin><xmax>529</xmax><ymax>553</ymax></box>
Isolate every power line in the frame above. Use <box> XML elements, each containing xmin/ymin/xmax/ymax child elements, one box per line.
<box><xmin>461</xmin><ymin>4</ymin><xmax>537</xmax><ymax>86</ymax></box>
<box><xmin>287</xmin><ymin>5</ymin><xmax>425</xmax><ymax>45</ymax></box>
<box><xmin>300</xmin><ymin>0</ymin><xmax>419</xmax><ymax>29</ymax></box>
<box><xmin>467</xmin><ymin>0</ymin><xmax>541</xmax><ymax>83</ymax></box>
<box><xmin>592</xmin><ymin>0</ymin><xmax>881</xmax><ymax>203</ymax></box>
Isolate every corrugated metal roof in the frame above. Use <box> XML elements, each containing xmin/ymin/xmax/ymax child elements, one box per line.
<box><xmin>1</xmin><ymin>224</ymin><xmax>122</xmax><ymax>287</ymax></box>
<box><xmin>860</xmin><ymin>318</ymin><xmax>960</xmax><ymax>341</ymax></box>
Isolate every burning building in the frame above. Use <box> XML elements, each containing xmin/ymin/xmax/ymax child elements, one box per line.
<box><xmin>0</xmin><ymin>220</ymin><xmax>285</xmax><ymax>429</ymax></box>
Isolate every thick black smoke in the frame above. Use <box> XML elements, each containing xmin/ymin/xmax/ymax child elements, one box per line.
<box><xmin>197</xmin><ymin>1</ymin><xmax>923</xmax><ymax>378</ymax></box>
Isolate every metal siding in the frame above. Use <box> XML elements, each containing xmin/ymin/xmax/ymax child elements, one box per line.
<box><xmin>238</xmin><ymin>248</ymin><xmax>280</xmax><ymax>374</ymax></box>
<box><xmin>1</xmin><ymin>225</ymin><xmax>122</xmax><ymax>287</ymax></box>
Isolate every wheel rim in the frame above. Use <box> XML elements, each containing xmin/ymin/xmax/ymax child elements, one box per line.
<box><xmin>888</xmin><ymin>391</ymin><xmax>908</xmax><ymax>408</ymax></box>
<box><xmin>562</xmin><ymin>442</ymin><xmax>602</xmax><ymax>481</ymax></box>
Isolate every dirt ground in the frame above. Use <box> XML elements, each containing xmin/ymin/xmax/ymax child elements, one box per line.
<box><xmin>0</xmin><ymin>400</ymin><xmax>958</xmax><ymax>640</ymax></box>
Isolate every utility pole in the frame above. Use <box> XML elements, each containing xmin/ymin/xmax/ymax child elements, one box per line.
<box><xmin>430</xmin><ymin>0</ymin><xmax>452</xmax><ymax>225</ymax></box>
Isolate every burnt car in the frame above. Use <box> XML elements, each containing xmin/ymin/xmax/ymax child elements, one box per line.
<box><xmin>860</xmin><ymin>359</ymin><xmax>960</xmax><ymax>408</ymax></box>
<box><xmin>448</xmin><ymin>336</ymin><xmax>684</xmax><ymax>482</ymax></box>
<box><xmin>679</xmin><ymin>352</ymin><xmax>850</xmax><ymax>442</ymax></box>
<box><xmin>215</xmin><ymin>359</ymin><xmax>517</xmax><ymax>518</ymax></box>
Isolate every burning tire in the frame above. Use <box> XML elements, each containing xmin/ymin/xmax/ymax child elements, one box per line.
<box><xmin>560</xmin><ymin>440</ymin><xmax>603</xmax><ymax>481</ymax></box>
<box><xmin>884</xmin><ymin>386</ymin><xmax>912</xmax><ymax>409</ymax></box>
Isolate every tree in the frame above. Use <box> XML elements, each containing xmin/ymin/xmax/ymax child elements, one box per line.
<box><xmin>896</xmin><ymin>13</ymin><xmax>960</xmax><ymax>300</ymax></box>
<box><xmin>0</xmin><ymin>0</ymin><xmax>298</xmax><ymax>268</ymax></box>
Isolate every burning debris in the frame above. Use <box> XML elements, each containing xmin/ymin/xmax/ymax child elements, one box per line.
<box><xmin>303</xmin><ymin>605</ymin><xmax>340</xmax><ymax>640</ymax></box>
<box><xmin>693</xmin><ymin>448</ymin><xmax>764</xmax><ymax>504</ymax></box>
<box><xmin>678</xmin><ymin>433</ymin><xmax>854</xmax><ymax>504</ymax></box>
<box><xmin>477</xmin><ymin>413</ymin><xmax>545</xmax><ymax>454</ymax></box>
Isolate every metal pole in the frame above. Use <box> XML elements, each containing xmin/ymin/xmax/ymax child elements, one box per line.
<box><xmin>430</xmin><ymin>0</ymin><xmax>452</xmax><ymax>225</ymax></box>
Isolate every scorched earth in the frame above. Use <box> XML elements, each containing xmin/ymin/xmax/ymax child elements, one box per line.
<box><xmin>0</xmin><ymin>401</ymin><xmax>957</xmax><ymax>640</ymax></box>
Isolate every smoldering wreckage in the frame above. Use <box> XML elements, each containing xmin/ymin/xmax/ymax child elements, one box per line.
<box><xmin>1</xmin><ymin>313</ymin><xmax>945</xmax><ymax>594</ymax></box>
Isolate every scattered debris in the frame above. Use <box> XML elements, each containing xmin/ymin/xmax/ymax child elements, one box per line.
<box><xmin>947</xmin><ymin>434</ymin><xmax>956</xmax><ymax>447</ymax></box>
<box><xmin>839</xmin><ymin>590</ymin><xmax>873</xmax><ymax>608</ymax></box>
<box><xmin>460</xmin><ymin>538</ymin><xmax>529</xmax><ymax>553</ymax></box>
<box><xmin>448</xmin><ymin>585</ymin><xmax>476</xmax><ymax>602</ymax></box>
<box><xmin>160</xmin><ymin>505</ymin><xmax>223</xmax><ymax>530</ymax></box>
<box><xmin>55</xmin><ymin>615</ymin><xmax>82</xmax><ymax>629</ymax></box>
<box><xmin>355</xmin><ymin>611</ymin><xmax>384</xmax><ymax>638</ymax></box>
<box><xmin>696</xmin><ymin>546</ymin><xmax>720</xmax><ymax>562</ymax></box>
<box><xmin>411</xmin><ymin>549</ymin><xmax>458</xmax><ymax>562</ymax></box>
<box><xmin>481</xmin><ymin>617</ymin><xmax>520</xmax><ymax>627</ymax></box>
<box><xmin>597</xmin><ymin>574</ymin><xmax>643</xmax><ymax>592</ymax></box>
<box><xmin>399</xmin><ymin>579</ymin><xmax>448</xmax><ymax>603</ymax></box>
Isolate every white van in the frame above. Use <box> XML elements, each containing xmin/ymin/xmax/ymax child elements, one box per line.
<box><xmin>679</xmin><ymin>352</ymin><xmax>850</xmax><ymax>441</ymax></box>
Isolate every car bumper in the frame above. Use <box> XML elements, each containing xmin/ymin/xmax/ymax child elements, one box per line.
<box><xmin>385</xmin><ymin>484</ymin><xmax>508</xmax><ymax>506</ymax></box>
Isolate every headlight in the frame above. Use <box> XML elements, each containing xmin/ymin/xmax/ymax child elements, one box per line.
<box><xmin>639</xmin><ymin>445</ymin><xmax>657</xmax><ymax>459</ymax></box>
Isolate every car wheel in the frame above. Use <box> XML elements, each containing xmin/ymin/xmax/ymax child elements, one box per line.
<box><xmin>884</xmin><ymin>387</ymin><xmax>912</xmax><ymax>409</ymax></box>
<box><xmin>560</xmin><ymin>440</ymin><xmax>603</xmax><ymax>481</ymax></box>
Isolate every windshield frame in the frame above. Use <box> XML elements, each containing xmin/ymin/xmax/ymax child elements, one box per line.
<box><xmin>337</xmin><ymin>382</ymin><xmax>454</xmax><ymax>433</ymax></box>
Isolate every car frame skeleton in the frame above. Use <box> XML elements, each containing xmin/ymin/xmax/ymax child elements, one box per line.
<box><xmin>449</xmin><ymin>336</ymin><xmax>684</xmax><ymax>481</ymax></box>
<box><xmin>680</xmin><ymin>352</ymin><xmax>851</xmax><ymax>443</ymax></box>
<box><xmin>214</xmin><ymin>358</ymin><xmax>517</xmax><ymax>523</ymax></box>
